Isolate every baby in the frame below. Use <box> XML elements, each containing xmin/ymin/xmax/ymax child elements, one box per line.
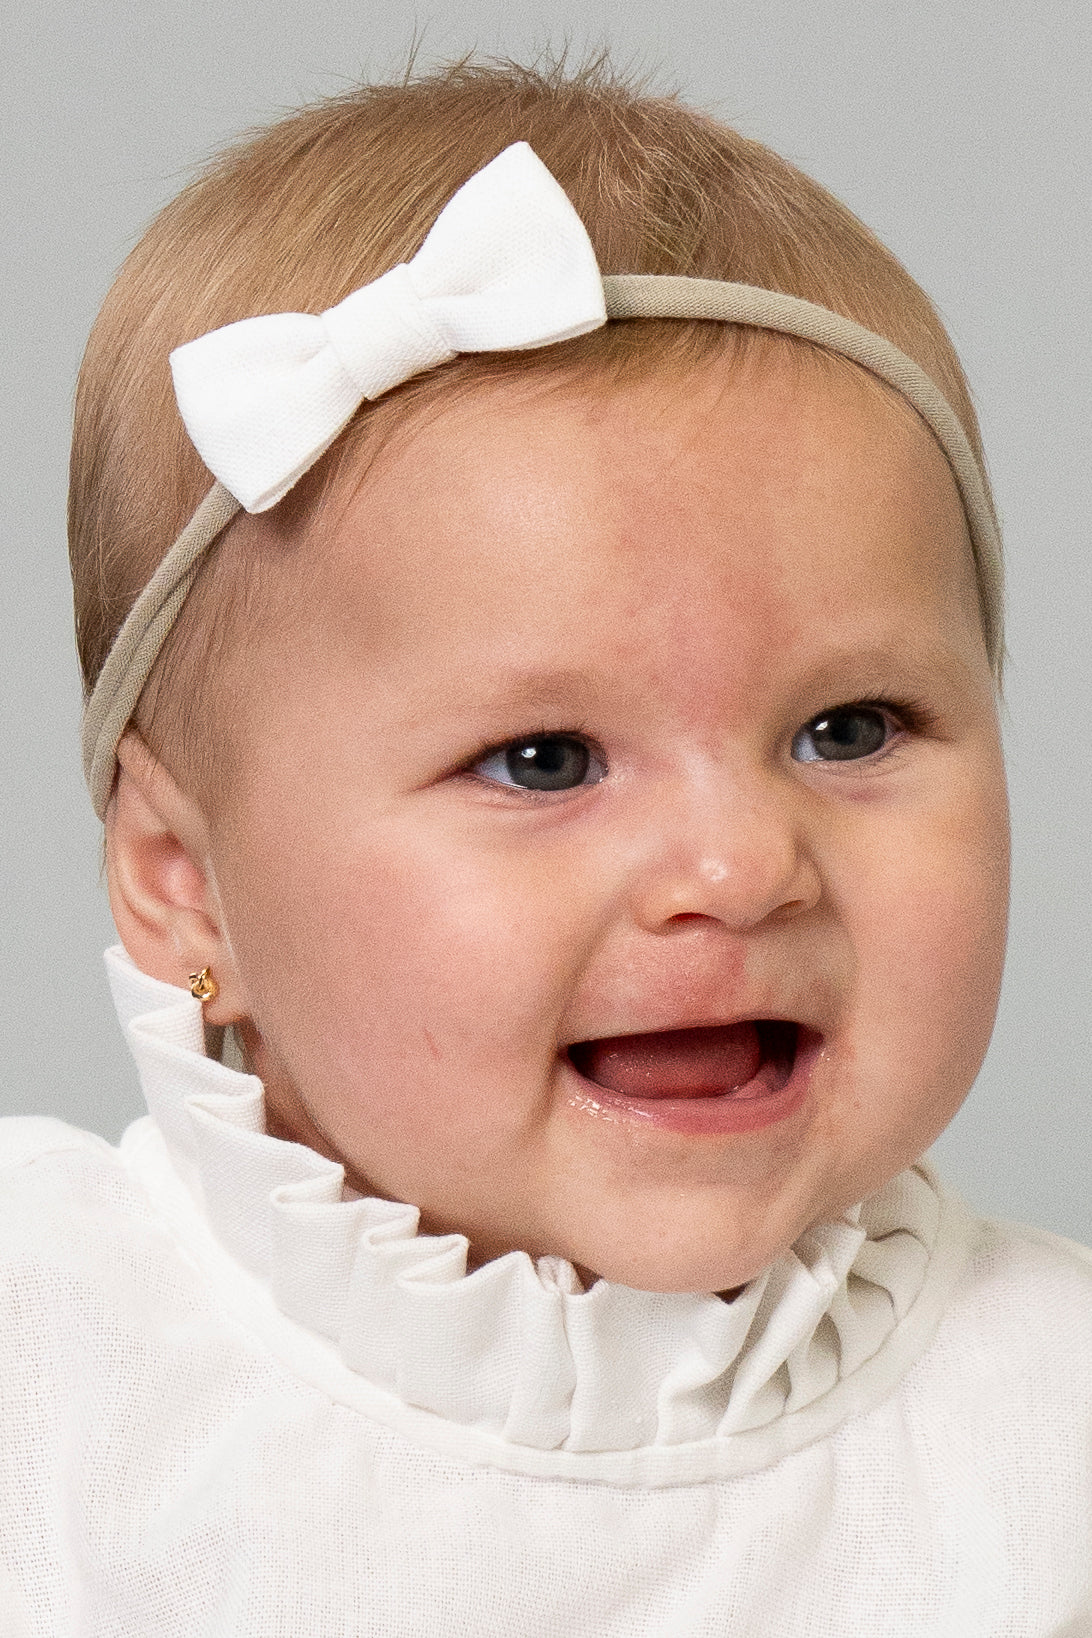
<box><xmin>3</xmin><ymin>59</ymin><xmax>1090</xmax><ymax>1636</ymax></box>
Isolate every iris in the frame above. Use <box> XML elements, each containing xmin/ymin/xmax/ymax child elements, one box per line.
<box><xmin>792</xmin><ymin>707</ymin><xmax>889</xmax><ymax>762</ymax></box>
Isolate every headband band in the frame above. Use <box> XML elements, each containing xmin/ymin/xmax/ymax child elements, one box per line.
<box><xmin>82</xmin><ymin>148</ymin><xmax>1002</xmax><ymax>820</ymax></box>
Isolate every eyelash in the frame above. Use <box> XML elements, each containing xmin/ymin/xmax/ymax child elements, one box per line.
<box><xmin>791</xmin><ymin>696</ymin><xmax>932</xmax><ymax>763</ymax></box>
<box><xmin>456</xmin><ymin>696</ymin><xmax>933</xmax><ymax>791</ymax></box>
<box><xmin>457</xmin><ymin>724</ymin><xmax>598</xmax><ymax>781</ymax></box>
<box><xmin>835</xmin><ymin>695</ymin><xmax>928</xmax><ymax>730</ymax></box>
<box><xmin>836</xmin><ymin>695</ymin><xmax>934</xmax><ymax>741</ymax></box>
<box><xmin>851</xmin><ymin>695</ymin><xmax>932</xmax><ymax>732</ymax></box>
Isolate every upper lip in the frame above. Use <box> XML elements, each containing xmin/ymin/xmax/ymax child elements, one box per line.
<box><xmin>563</xmin><ymin>1001</ymin><xmax>832</xmax><ymax>1049</ymax></box>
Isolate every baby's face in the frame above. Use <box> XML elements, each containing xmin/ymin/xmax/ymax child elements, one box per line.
<box><xmin>209</xmin><ymin>349</ymin><xmax>1008</xmax><ymax>1291</ymax></box>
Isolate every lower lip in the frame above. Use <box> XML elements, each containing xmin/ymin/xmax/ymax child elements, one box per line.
<box><xmin>562</xmin><ymin>1031</ymin><xmax>820</xmax><ymax>1136</ymax></box>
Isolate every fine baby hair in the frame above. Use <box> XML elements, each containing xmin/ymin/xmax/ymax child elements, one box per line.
<box><xmin>5</xmin><ymin>53</ymin><xmax>1092</xmax><ymax>1638</ymax></box>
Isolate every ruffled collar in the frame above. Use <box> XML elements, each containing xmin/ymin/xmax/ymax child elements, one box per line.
<box><xmin>105</xmin><ymin>944</ymin><xmax>976</xmax><ymax>1484</ymax></box>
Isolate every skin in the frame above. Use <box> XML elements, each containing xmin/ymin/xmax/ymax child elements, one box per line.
<box><xmin>108</xmin><ymin>349</ymin><xmax>1009</xmax><ymax>1293</ymax></box>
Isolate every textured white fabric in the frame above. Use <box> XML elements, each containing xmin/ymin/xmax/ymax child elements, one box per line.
<box><xmin>169</xmin><ymin>141</ymin><xmax>607</xmax><ymax>512</ymax></box>
<box><xmin>1</xmin><ymin>953</ymin><xmax>1091</xmax><ymax>1633</ymax></box>
<box><xmin>102</xmin><ymin>948</ymin><xmax>969</xmax><ymax>1471</ymax></box>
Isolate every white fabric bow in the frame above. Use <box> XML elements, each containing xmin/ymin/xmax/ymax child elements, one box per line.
<box><xmin>169</xmin><ymin>142</ymin><xmax>607</xmax><ymax>512</ymax></box>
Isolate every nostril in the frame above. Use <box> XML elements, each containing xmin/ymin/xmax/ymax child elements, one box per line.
<box><xmin>774</xmin><ymin>897</ymin><xmax>812</xmax><ymax>920</ymax></box>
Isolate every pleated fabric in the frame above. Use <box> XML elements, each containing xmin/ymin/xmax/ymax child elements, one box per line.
<box><xmin>0</xmin><ymin>948</ymin><xmax>1090</xmax><ymax>1634</ymax></box>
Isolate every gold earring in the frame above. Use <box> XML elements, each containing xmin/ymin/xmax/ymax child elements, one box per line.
<box><xmin>188</xmin><ymin>967</ymin><xmax>219</xmax><ymax>1003</ymax></box>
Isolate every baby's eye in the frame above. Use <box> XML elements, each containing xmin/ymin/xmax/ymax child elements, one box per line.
<box><xmin>791</xmin><ymin>705</ymin><xmax>894</xmax><ymax>763</ymax></box>
<box><xmin>472</xmin><ymin>734</ymin><xmax>607</xmax><ymax>792</ymax></box>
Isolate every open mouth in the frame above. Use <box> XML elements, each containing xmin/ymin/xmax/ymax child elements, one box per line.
<box><xmin>565</xmin><ymin>1021</ymin><xmax>813</xmax><ymax>1134</ymax></box>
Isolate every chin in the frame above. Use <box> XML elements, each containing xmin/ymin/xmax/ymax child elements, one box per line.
<box><xmin>573</xmin><ymin>1239</ymin><xmax>777</xmax><ymax>1296</ymax></box>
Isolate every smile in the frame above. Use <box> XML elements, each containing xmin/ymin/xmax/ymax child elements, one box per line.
<box><xmin>564</xmin><ymin>1021</ymin><xmax>819</xmax><ymax>1135</ymax></box>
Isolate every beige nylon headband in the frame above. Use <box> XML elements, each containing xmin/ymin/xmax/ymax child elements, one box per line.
<box><xmin>82</xmin><ymin>275</ymin><xmax>1003</xmax><ymax>819</ymax></box>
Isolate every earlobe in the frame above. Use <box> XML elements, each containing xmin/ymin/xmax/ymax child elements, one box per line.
<box><xmin>105</xmin><ymin>731</ymin><xmax>244</xmax><ymax>1022</ymax></box>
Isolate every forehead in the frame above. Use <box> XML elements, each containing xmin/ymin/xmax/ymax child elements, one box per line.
<box><xmin>267</xmin><ymin>347</ymin><xmax>983</xmax><ymax>710</ymax></box>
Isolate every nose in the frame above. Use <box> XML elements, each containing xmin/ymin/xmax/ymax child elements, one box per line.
<box><xmin>628</xmin><ymin>767</ymin><xmax>822</xmax><ymax>936</ymax></box>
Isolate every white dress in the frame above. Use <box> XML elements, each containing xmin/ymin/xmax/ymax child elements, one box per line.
<box><xmin>1</xmin><ymin>946</ymin><xmax>1090</xmax><ymax>1636</ymax></box>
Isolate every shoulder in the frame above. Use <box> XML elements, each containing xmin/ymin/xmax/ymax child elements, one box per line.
<box><xmin>907</xmin><ymin>1205</ymin><xmax>1092</xmax><ymax>1406</ymax></box>
<box><xmin>0</xmin><ymin>1113</ymin><xmax>128</xmax><ymax>1209</ymax></box>
<box><xmin>0</xmin><ymin>1112</ymin><xmax>236</xmax><ymax>1399</ymax></box>
<box><xmin>0</xmin><ymin>1114</ymin><xmax>125</xmax><ymax>1220</ymax></box>
<box><xmin>0</xmin><ymin>1114</ymin><xmax>163</xmax><ymax>1274</ymax></box>
<box><xmin>960</xmin><ymin>1212</ymin><xmax>1092</xmax><ymax>1322</ymax></box>
<box><xmin>0</xmin><ymin>1113</ymin><xmax>117</xmax><ymax>1173</ymax></box>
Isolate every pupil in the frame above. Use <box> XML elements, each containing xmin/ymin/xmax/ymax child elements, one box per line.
<box><xmin>811</xmin><ymin>709</ymin><xmax>886</xmax><ymax>760</ymax></box>
<box><xmin>505</xmin><ymin>737</ymin><xmax>590</xmax><ymax>790</ymax></box>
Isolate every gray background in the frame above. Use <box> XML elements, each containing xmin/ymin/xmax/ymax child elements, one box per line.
<box><xmin>3</xmin><ymin>1</ymin><xmax>1090</xmax><ymax>1241</ymax></box>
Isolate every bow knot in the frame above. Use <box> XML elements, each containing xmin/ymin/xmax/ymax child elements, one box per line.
<box><xmin>169</xmin><ymin>142</ymin><xmax>607</xmax><ymax>512</ymax></box>
<box><xmin>321</xmin><ymin>268</ymin><xmax>454</xmax><ymax>399</ymax></box>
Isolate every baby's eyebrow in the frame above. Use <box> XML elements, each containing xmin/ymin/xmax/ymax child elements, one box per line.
<box><xmin>798</xmin><ymin>637</ymin><xmax>976</xmax><ymax>701</ymax></box>
<box><xmin>467</xmin><ymin>668</ymin><xmax>604</xmax><ymax>720</ymax></box>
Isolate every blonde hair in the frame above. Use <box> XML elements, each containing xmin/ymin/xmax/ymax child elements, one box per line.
<box><xmin>69</xmin><ymin>58</ymin><xmax>998</xmax><ymax>790</ymax></box>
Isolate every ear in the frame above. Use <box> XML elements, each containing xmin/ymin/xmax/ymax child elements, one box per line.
<box><xmin>105</xmin><ymin>730</ymin><xmax>246</xmax><ymax>1025</ymax></box>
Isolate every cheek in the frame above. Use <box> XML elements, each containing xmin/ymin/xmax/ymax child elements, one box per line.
<box><xmin>841</xmin><ymin>763</ymin><xmax>1009</xmax><ymax>1118</ymax></box>
<box><xmin>217</xmin><ymin>804</ymin><xmax>604</xmax><ymax>1094</ymax></box>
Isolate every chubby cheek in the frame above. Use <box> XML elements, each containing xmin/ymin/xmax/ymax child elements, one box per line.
<box><xmin>217</xmin><ymin>803</ymin><xmax>600</xmax><ymax>1174</ymax></box>
<box><xmin>829</xmin><ymin>767</ymin><xmax>1009</xmax><ymax>1192</ymax></box>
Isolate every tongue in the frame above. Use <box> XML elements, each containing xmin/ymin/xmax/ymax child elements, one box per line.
<box><xmin>571</xmin><ymin>1023</ymin><xmax>763</xmax><ymax>1099</ymax></box>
